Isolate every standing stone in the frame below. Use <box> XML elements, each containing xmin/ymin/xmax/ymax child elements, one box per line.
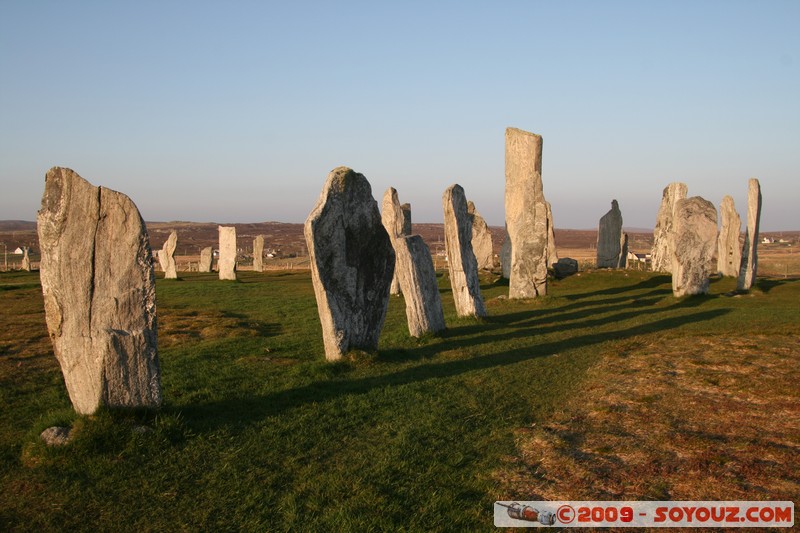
<box><xmin>157</xmin><ymin>249</ymin><xmax>168</xmax><ymax>272</ymax></box>
<box><xmin>546</xmin><ymin>201</ymin><xmax>558</xmax><ymax>266</ymax></box>
<box><xmin>652</xmin><ymin>182</ymin><xmax>688</xmax><ymax>273</ymax></box>
<box><xmin>161</xmin><ymin>231</ymin><xmax>177</xmax><ymax>279</ymax></box>
<box><xmin>618</xmin><ymin>233</ymin><xmax>628</xmax><ymax>269</ymax></box>
<box><xmin>253</xmin><ymin>235</ymin><xmax>264</xmax><ymax>272</ymax></box>
<box><xmin>218</xmin><ymin>226</ymin><xmax>237</xmax><ymax>280</ymax></box>
<box><xmin>671</xmin><ymin>196</ymin><xmax>718</xmax><ymax>297</ymax></box>
<box><xmin>394</xmin><ymin>235</ymin><xmax>446</xmax><ymax>337</ymax></box>
<box><xmin>596</xmin><ymin>200</ymin><xmax>624</xmax><ymax>268</ymax></box>
<box><xmin>505</xmin><ymin>127</ymin><xmax>548</xmax><ymax>297</ymax></box>
<box><xmin>500</xmin><ymin>228</ymin><xmax>511</xmax><ymax>279</ymax></box>
<box><xmin>37</xmin><ymin>167</ymin><xmax>161</xmax><ymax>415</ymax></box>
<box><xmin>199</xmin><ymin>246</ymin><xmax>213</xmax><ymax>273</ymax></box>
<box><xmin>443</xmin><ymin>184</ymin><xmax>486</xmax><ymax>317</ymax></box>
<box><xmin>305</xmin><ymin>167</ymin><xmax>395</xmax><ymax>361</ymax></box>
<box><xmin>737</xmin><ymin>179</ymin><xmax>762</xmax><ymax>291</ymax></box>
<box><xmin>467</xmin><ymin>201</ymin><xmax>493</xmax><ymax>270</ymax></box>
<box><xmin>382</xmin><ymin>189</ymin><xmax>412</xmax><ymax>295</ymax></box>
<box><xmin>717</xmin><ymin>195</ymin><xmax>742</xmax><ymax>277</ymax></box>
<box><xmin>21</xmin><ymin>247</ymin><xmax>31</xmax><ymax>271</ymax></box>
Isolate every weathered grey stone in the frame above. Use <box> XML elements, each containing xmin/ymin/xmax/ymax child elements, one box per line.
<box><xmin>40</xmin><ymin>426</ymin><xmax>72</xmax><ymax>446</ymax></box>
<box><xmin>443</xmin><ymin>184</ymin><xmax>486</xmax><ymax>317</ymax></box>
<box><xmin>253</xmin><ymin>235</ymin><xmax>264</xmax><ymax>272</ymax></box>
<box><xmin>618</xmin><ymin>232</ymin><xmax>628</xmax><ymax>269</ymax></box>
<box><xmin>505</xmin><ymin>127</ymin><xmax>548</xmax><ymax>297</ymax></box>
<box><xmin>717</xmin><ymin>195</ymin><xmax>742</xmax><ymax>277</ymax></box>
<box><xmin>157</xmin><ymin>249</ymin><xmax>168</xmax><ymax>272</ymax></box>
<box><xmin>596</xmin><ymin>200</ymin><xmax>624</xmax><ymax>268</ymax></box>
<box><xmin>381</xmin><ymin>189</ymin><xmax>412</xmax><ymax>296</ymax></box>
<box><xmin>394</xmin><ymin>235</ymin><xmax>446</xmax><ymax>337</ymax></box>
<box><xmin>467</xmin><ymin>200</ymin><xmax>493</xmax><ymax>270</ymax></box>
<box><xmin>652</xmin><ymin>182</ymin><xmax>688</xmax><ymax>273</ymax></box>
<box><xmin>218</xmin><ymin>226</ymin><xmax>237</xmax><ymax>280</ymax></box>
<box><xmin>161</xmin><ymin>231</ymin><xmax>177</xmax><ymax>279</ymax></box>
<box><xmin>552</xmin><ymin>257</ymin><xmax>579</xmax><ymax>279</ymax></box>
<box><xmin>21</xmin><ymin>247</ymin><xmax>31</xmax><ymax>271</ymax></box>
<box><xmin>737</xmin><ymin>178</ymin><xmax>762</xmax><ymax>291</ymax></box>
<box><xmin>305</xmin><ymin>167</ymin><xmax>395</xmax><ymax>361</ymax></box>
<box><xmin>671</xmin><ymin>196</ymin><xmax>718</xmax><ymax>297</ymax></box>
<box><xmin>500</xmin><ymin>228</ymin><xmax>511</xmax><ymax>279</ymax></box>
<box><xmin>546</xmin><ymin>201</ymin><xmax>558</xmax><ymax>266</ymax></box>
<box><xmin>37</xmin><ymin>167</ymin><xmax>161</xmax><ymax>415</ymax></box>
<box><xmin>199</xmin><ymin>246</ymin><xmax>213</xmax><ymax>273</ymax></box>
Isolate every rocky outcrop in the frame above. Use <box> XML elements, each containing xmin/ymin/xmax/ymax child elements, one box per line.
<box><xmin>596</xmin><ymin>200</ymin><xmax>624</xmax><ymax>268</ymax></box>
<box><xmin>305</xmin><ymin>167</ymin><xmax>395</xmax><ymax>361</ymax></box>
<box><xmin>37</xmin><ymin>167</ymin><xmax>161</xmax><ymax>415</ymax></box>
<box><xmin>218</xmin><ymin>226</ymin><xmax>237</xmax><ymax>280</ymax></box>
<box><xmin>737</xmin><ymin>179</ymin><xmax>762</xmax><ymax>291</ymax></box>
<box><xmin>467</xmin><ymin>200</ymin><xmax>493</xmax><ymax>270</ymax></box>
<box><xmin>443</xmin><ymin>184</ymin><xmax>486</xmax><ymax>317</ymax></box>
<box><xmin>717</xmin><ymin>195</ymin><xmax>742</xmax><ymax>277</ymax></box>
<box><xmin>652</xmin><ymin>182</ymin><xmax>688</xmax><ymax>273</ymax></box>
<box><xmin>199</xmin><ymin>246</ymin><xmax>213</xmax><ymax>273</ymax></box>
<box><xmin>672</xmin><ymin>196</ymin><xmax>718</xmax><ymax>296</ymax></box>
<box><xmin>253</xmin><ymin>235</ymin><xmax>264</xmax><ymax>272</ymax></box>
<box><xmin>505</xmin><ymin>127</ymin><xmax>549</xmax><ymax>297</ymax></box>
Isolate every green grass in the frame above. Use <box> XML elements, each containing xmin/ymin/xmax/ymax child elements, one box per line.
<box><xmin>1</xmin><ymin>269</ymin><xmax>798</xmax><ymax>531</ymax></box>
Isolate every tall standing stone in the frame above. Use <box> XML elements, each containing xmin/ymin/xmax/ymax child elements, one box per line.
<box><xmin>218</xmin><ymin>226</ymin><xmax>237</xmax><ymax>280</ymax></box>
<box><xmin>672</xmin><ymin>196</ymin><xmax>718</xmax><ymax>296</ymax></box>
<box><xmin>443</xmin><ymin>184</ymin><xmax>486</xmax><ymax>318</ymax></box>
<box><xmin>596</xmin><ymin>200</ymin><xmax>624</xmax><ymax>268</ymax></box>
<box><xmin>253</xmin><ymin>235</ymin><xmax>264</xmax><ymax>272</ymax></box>
<box><xmin>737</xmin><ymin>179</ymin><xmax>762</xmax><ymax>291</ymax></box>
<box><xmin>500</xmin><ymin>228</ymin><xmax>511</xmax><ymax>279</ymax></box>
<box><xmin>199</xmin><ymin>246</ymin><xmax>213</xmax><ymax>273</ymax></box>
<box><xmin>161</xmin><ymin>231</ymin><xmax>178</xmax><ymax>279</ymax></box>
<box><xmin>618</xmin><ymin>232</ymin><xmax>628</xmax><ymax>269</ymax></box>
<box><xmin>546</xmin><ymin>201</ymin><xmax>558</xmax><ymax>266</ymax></box>
<box><xmin>382</xmin><ymin>189</ymin><xmax>412</xmax><ymax>295</ymax></box>
<box><xmin>394</xmin><ymin>235</ymin><xmax>446</xmax><ymax>337</ymax></box>
<box><xmin>21</xmin><ymin>247</ymin><xmax>31</xmax><ymax>271</ymax></box>
<box><xmin>305</xmin><ymin>167</ymin><xmax>395</xmax><ymax>361</ymax></box>
<box><xmin>652</xmin><ymin>182</ymin><xmax>688</xmax><ymax>273</ymax></box>
<box><xmin>717</xmin><ymin>195</ymin><xmax>742</xmax><ymax>277</ymax></box>
<box><xmin>505</xmin><ymin>127</ymin><xmax>548</xmax><ymax>297</ymax></box>
<box><xmin>467</xmin><ymin>201</ymin><xmax>493</xmax><ymax>270</ymax></box>
<box><xmin>37</xmin><ymin>167</ymin><xmax>161</xmax><ymax>415</ymax></box>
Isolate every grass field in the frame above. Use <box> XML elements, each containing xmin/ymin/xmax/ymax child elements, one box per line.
<box><xmin>1</xmin><ymin>269</ymin><xmax>798</xmax><ymax>531</ymax></box>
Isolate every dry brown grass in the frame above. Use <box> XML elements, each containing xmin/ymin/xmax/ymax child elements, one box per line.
<box><xmin>496</xmin><ymin>334</ymin><xmax>800</xmax><ymax>503</ymax></box>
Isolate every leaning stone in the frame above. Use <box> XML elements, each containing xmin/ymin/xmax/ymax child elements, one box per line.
<box><xmin>500</xmin><ymin>228</ymin><xmax>511</xmax><ymax>279</ymax></box>
<box><xmin>546</xmin><ymin>201</ymin><xmax>558</xmax><ymax>266</ymax></box>
<box><xmin>305</xmin><ymin>167</ymin><xmax>395</xmax><ymax>361</ymax></box>
<box><xmin>199</xmin><ymin>246</ymin><xmax>213</xmax><ymax>273</ymax></box>
<box><xmin>672</xmin><ymin>196</ymin><xmax>718</xmax><ymax>297</ymax></box>
<box><xmin>37</xmin><ymin>167</ymin><xmax>161</xmax><ymax>415</ymax></box>
<box><xmin>737</xmin><ymin>179</ymin><xmax>762</xmax><ymax>291</ymax></box>
<box><xmin>443</xmin><ymin>184</ymin><xmax>486</xmax><ymax>317</ymax></box>
<box><xmin>505</xmin><ymin>127</ymin><xmax>548</xmax><ymax>297</ymax></box>
<box><xmin>552</xmin><ymin>257</ymin><xmax>579</xmax><ymax>279</ymax></box>
<box><xmin>381</xmin><ymin>189</ymin><xmax>412</xmax><ymax>295</ymax></box>
<box><xmin>652</xmin><ymin>182</ymin><xmax>688</xmax><ymax>273</ymax></box>
<box><xmin>596</xmin><ymin>200</ymin><xmax>624</xmax><ymax>268</ymax></box>
<box><xmin>717</xmin><ymin>195</ymin><xmax>742</xmax><ymax>277</ymax></box>
<box><xmin>41</xmin><ymin>426</ymin><xmax>72</xmax><ymax>446</ymax></box>
<box><xmin>394</xmin><ymin>235</ymin><xmax>446</xmax><ymax>336</ymax></box>
<box><xmin>467</xmin><ymin>200</ymin><xmax>493</xmax><ymax>270</ymax></box>
<box><xmin>162</xmin><ymin>231</ymin><xmax>178</xmax><ymax>279</ymax></box>
<box><xmin>253</xmin><ymin>235</ymin><xmax>264</xmax><ymax>272</ymax></box>
<box><xmin>218</xmin><ymin>226</ymin><xmax>237</xmax><ymax>280</ymax></box>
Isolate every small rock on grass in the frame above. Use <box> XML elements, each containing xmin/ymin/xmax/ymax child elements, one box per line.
<box><xmin>40</xmin><ymin>426</ymin><xmax>72</xmax><ymax>446</ymax></box>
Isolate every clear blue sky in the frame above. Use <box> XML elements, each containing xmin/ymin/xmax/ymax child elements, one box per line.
<box><xmin>1</xmin><ymin>1</ymin><xmax>798</xmax><ymax>230</ymax></box>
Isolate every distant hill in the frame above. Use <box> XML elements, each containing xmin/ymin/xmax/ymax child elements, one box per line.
<box><xmin>0</xmin><ymin>220</ymin><xmax>36</xmax><ymax>231</ymax></box>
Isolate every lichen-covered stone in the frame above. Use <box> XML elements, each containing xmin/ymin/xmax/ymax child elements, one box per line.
<box><xmin>717</xmin><ymin>195</ymin><xmax>741</xmax><ymax>277</ymax></box>
<box><xmin>737</xmin><ymin>179</ymin><xmax>762</xmax><ymax>291</ymax></box>
<box><xmin>199</xmin><ymin>246</ymin><xmax>213</xmax><ymax>273</ymax></box>
<box><xmin>394</xmin><ymin>235</ymin><xmax>446</xmax><ymax>337</ymax></box>
<box><xmin>162</xmin><ymin>231</ymin><xmax>177</xmax><ymax>279</ymax></box>
<box><xmin>305</xmin><ymin>167</ymin><xmax>395</xmax><ymax>361</ymax></box>
<box><xmin>37</xmin><ymin>167</ymin><xmax>161</xmax><ymax>415</ymax></box>
<box><xmin>652</xmin><ymin>182</ymin><xmax>688</xmax><ymax>273</ymax></box>
<box><xmin>672</xmin><ymin>196</ymin><xmax>718</xmax><ymax>297</ymax></box>
<box><xmin>597</xmin><ymin>200</ymin><xmax>624</xmax><ymax>268</ymax></box>
<box><xmin>381</xmin><ymin>189</ymin><xmax>412</xmax><ymax>295</ymax></box>
<box><xmin>443</xmin><ymin>184</ymin><xmax>486</xmax><ymax>317</ymax></box>
<box><xmin>467</xmin><ymin>201</ymin><xmax>493</xmax><ymax>270</ymax></box>
<box><xmin>500</xmin><ymin>228</ymin><xmax>511</xmax><ymax>279</ymax></box>
<box><xmin>218</xmin><ymin>226</ymin><xmax>237</xmax><ymax>280</ymax></box>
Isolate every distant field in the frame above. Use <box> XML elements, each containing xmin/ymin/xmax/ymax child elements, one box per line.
<box><xmin>1</xmin><ymin>268</ymin><xmax>798</xmax><ymax>530</ymax></box>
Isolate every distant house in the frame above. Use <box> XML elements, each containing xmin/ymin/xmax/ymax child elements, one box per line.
<box><xmin>762</xmin><ymin>237</ymin><xmax>775</xmax><ymax>244</ymax></box>
<box><xmin>13</xmin><ymin>247</ymin><xmax>24</xmax><ymax>255</ymax></box>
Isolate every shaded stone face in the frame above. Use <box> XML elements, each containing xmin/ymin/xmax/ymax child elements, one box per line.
<box><xmin>717</xmin><ymin>195</ymin><xmax>742</xmax><ymax>277</ymax></box>
<box><xmin>618</xmin><ymin>232</ymin><xmax>628</xmax><ymax>269</ymax></box>
<box><xmin>500</xmin><ymin>228</ymin><xmax>511</xmax><ymax>279</ymax></box>
<box><xmin>737</xmin><ymin>179</ymin><xmax>762</xmax><ymax>291</ymax></box>
<box><xmin>597</xmin><ymin>200</ymin><xmax>624</xmax><ymax>268</ymax></box>
<box><xmin>218</xmin><ymin>226</ymin><xmax>237</xmax><ymax>280</ymax></box>
<box><xmin>671</xmin><ymin>196</ymin><xmax>718</xmax><ymax>297</ymax></box>
<box><xmin>199</xmin><ymin>246</ymin><xmax>213</xmax><ymax>273</ymax></box>
<box><xmin>37</xmin><ymin>167</ymin><xmax>161</xmax><ymax>415</ymax></box>
<box><xmin>505</xmin><ymin>127</ymin><xmax>548</xmax><ymax>297</ymax></box>
<box><xmin>162</xmin><ymin>231</ymin><xmax>178</xmax><ymax>279</ymax></box>
<box><xmin>253</xmin><ymin>235</ymin><xmax>264</xmax><ymax>272</ymax></box>
<box><xmin>652</xmin><ymin>182</ymin><xmax>688</xmax><ymax>273</ymax></box>
<box><xmin>381</xmin><ymin>188</ymin><xmax>412</xmax><ymax>295</ymax></box>
<box><xmin>442</xmin><ymin>184</ymin><xmax>486</xmax><ymax>317</ymax></box>
<box><xmin>467</xmin><ymin>200</ymin><xmax>493</xmax><ymax>270</ymax></box>
<box><xmin>305</xmin><ymin>167</ymin><xmax>395</xmax><ymax>361</ymax></box>
<box><xmin>546</xmin><ymin>201</ymin><xmax>558</xmax><ymax>266</ymax></box>
<box><xmin>394</xmin><ymin>234</ymin><xmax>446</xmax><ymax>337</ymax></box>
